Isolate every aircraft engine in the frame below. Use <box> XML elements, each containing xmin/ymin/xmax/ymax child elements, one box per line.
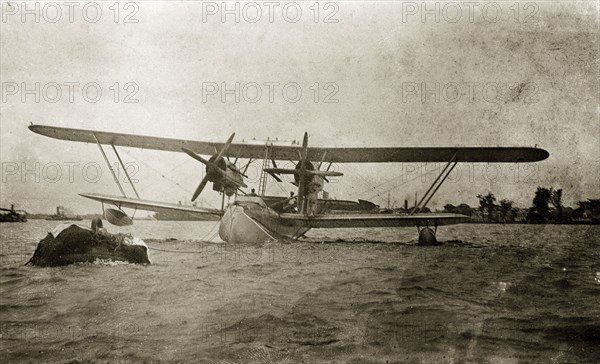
<box><xmin>294</xmin><ymin>160</ymin><xmax>315</xmax><ymax>186</ymax></box>
<box><xmin>181</xmin><ymin>132</ymin><xmax>247</xmax><ymax>201</ymax></box>
<box><xmin>206</xmin><ymin>155</ymin><xmax>228</xmax><ymax>191</ymax></box>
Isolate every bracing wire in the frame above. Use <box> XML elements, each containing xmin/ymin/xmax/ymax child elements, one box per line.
<box><xmin>363</xmin><ymin>173</ymin><xmax>424</xmax><ymax>203</ymax></box>
<box><xmin>123</xmin><ymin>150</ymin><xmax>219</xmax><ymax>210</ymax></box>
<box><xmin>347</xmin><ymin>170</ymin><xmax>414</xmax><ymax>199</ymax></box>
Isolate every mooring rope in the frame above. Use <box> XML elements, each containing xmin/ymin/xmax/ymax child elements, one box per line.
<box><xmin>199</xmin><ymin>221</ymin><xmax>220</xmax><ymax>241</ymax></box>
<box><xmin>147</xmin><ymin>246</ymin><xmax>206</xmax><ymax>254</ymax></box>
<box><xmin>146</xmin><ymin>220</ymin><xmax>221</xmax><ymax>253</ymax></box>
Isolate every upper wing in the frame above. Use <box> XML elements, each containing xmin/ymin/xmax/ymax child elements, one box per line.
<box><xmin>29</xmin><ymin>124</ymin><xmax>549</xmax><ymax>163</ymax></box>
<box><xmin>79</xmin><ymin>193</ymin><xmax>223</xmax><ymax>216</ymax></box>
<box><xmin>278</xmin><ymin>212</ymin><xmax>469</xmax><ymax>228</ymax></box>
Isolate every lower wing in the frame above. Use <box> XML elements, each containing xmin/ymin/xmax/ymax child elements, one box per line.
<box><xmin>80</xmin><ymin>193</ymin><xmax>223</xmax><ymax>217</ymax></box>
<box><xmin>278</xmin><ymin>212</ymin><xmax>469</xmax><ymax>228</ymax></box>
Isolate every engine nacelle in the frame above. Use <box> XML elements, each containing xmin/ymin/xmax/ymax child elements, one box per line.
<box><xmin>183</xmin><ymin>132</ymin><xmax>244</xmax><ymax>201</ymax></box>
<box><xmin>294</xmin><ymin>160</ymin><xmax>315</xmax><ymax>186</ymax></box>
<box><xmin>205</xmin><ymin>155</ymin><xmax>244</xmax><ymax>196</ymax></box>
<box><xmin>206</xmin><ymin>155</ymin><xmax>227</xmax><ymax>182</ymax></box>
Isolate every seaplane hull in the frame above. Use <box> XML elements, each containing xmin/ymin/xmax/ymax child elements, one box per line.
<box><xmin>219</xmin><ymin>197</ymin><xmax>311</xmax><ymax>243</ymax></box>
<box><xmin>28</xmin><ymin>124</ymin><xmax>549</xmax><ymax>245</ymax></box>
<box><xmin>217</xmin><ymin>196</ymin><xmax>469</xmax><ymax>244</ymax></box>
<box><xmin>219</xmin><ymin>203</ymin><xmax>274</xmax><ymax>244</ymax></box>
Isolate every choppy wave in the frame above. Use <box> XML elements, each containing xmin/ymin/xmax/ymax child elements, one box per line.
<box><xmin>1</xmin><ymin>221</ymin><xmax>599</xmax><ymax>363</ymax></box>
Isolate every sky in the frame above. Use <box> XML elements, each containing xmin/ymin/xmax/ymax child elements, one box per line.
<box><xmin>1</xmin><ymin>1</ymin><xmax>598</xmax><ymax>214</ymax></box>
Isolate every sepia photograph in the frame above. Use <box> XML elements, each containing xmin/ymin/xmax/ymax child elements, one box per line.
<box><xmin>1</xmin><ymin>1</ymin><xmax>598</xmax><ymax>363</ymax></box>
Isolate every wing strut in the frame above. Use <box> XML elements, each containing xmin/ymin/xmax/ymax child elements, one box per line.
<box><xmin>93</xmin><ymin>134</ymin><xmax>126</xmax><ymax>197</ymax></box>
<box><xmin>111</xmin><ymin>144</ymin><xmax>140</xmax><ymax>199</ymax></box>
<box><xmin>242</xmin><ymin>158</ymin><xmax>253</xmax><ymax>175</ymax></box>
<box><xmin>411</xmin><ymin>152</ymin><xmax>458</xmax><ymax>214</ymax></box>
<box><xmin>258</xmin><ymin>144</ymin><xmax>272</xmax><ymax>197</ymax></box>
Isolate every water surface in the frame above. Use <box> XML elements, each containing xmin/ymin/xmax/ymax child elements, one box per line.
<box><xmin>1</xmin><ymin>221</ymin><xmax>598</xmax><ymax>363</ymax></box>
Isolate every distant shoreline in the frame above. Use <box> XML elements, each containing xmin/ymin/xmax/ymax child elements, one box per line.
<box><xmin>465</xmin><ymin>220</ymin><xmax>599</xmax><ymax>225</ymax></box>
<box><xmin>24</xmin><ymin>216</ymin><xmax>600</xmax><ymax>225</ymax></box>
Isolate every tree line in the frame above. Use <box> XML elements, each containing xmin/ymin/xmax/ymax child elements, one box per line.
<box><xmin>442</xmin><ymin>188</ymin><xmax>600</xmax><ymax>224</ymax></box>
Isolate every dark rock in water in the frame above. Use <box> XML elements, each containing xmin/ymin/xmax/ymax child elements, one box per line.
<box><xmin>26</xmin><ymin>225</ymin><xmax>150</xmax><ymax>267</ymax></box>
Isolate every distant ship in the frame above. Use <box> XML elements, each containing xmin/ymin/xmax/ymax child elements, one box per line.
<box><xmin>0</xmin><ymin>205</ymin><xmax>27</xmax><ymax>222</ymax></box>
<box><xmin>45</xmin><ymin>206</ymin><xmax>83</xmax><ymax>221</ymax></box>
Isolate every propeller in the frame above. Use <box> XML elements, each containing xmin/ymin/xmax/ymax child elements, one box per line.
<box><xmin>192</xmin><ymin>176</ymin><xmax>209</xmax><ymax>201</ymax></box>
<box><xmin>263</xmin><ymin>134</ymin><xmax>343</xmax><ymax>179</ymax></box>
<box><xmin>300</xmin><ymin>132</ymin><xmax>308</xmax><ymax>161</ymax></box>
<box><xmin>182</xmin><ymin>149</ymin><xmax>212</xmax><ymax>166</ymax></box>
<box><xmin>215</xmin><ymin>133</ymin><xmax>235</xmax><ymax>161</ymax></box>
<box><xmin>182</xmin><ymin>132</ymin><xmax>236</xmax><ymax>202</ymax></box>
<box><xmin>256</xmin><ymin>132</ymin><xmax>344</xmax><ymax>215</ymax></box>
<box><xmin>297</xmin><ymin>132</ymin><xmax>309</xmax><ymax>213</ymax></box>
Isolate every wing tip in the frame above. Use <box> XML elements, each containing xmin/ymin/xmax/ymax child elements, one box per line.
<box><xmin>525</xmin><ymin>147</ymin><xmax>550</xmax><ymax>162</ymax></box>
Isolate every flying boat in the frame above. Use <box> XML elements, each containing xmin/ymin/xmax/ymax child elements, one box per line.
<box><xmin>29</xmin><ymin>124</ymin><xmax>549</xmax><ymax>244</ymax></box>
